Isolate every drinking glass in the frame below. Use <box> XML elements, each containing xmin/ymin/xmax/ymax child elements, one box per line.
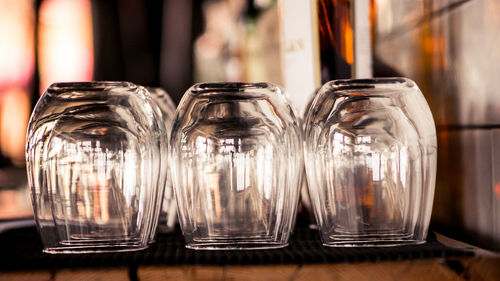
<box><xmin>146</xmin><ymin>87</ymin><xmax>178</xmax><ymax>238</ymax></box>
<box><xmin>170</xmin><ymin>82</ymin><xmax>303</xmax><ymax>250</ymax></box>
<box><xmin>26</xmin><ymin>82</ymin><xmax>166</xmax><ymax>253</ymax></box>
<box><xmin>303</xmin><ymin>78</ymin><xmax>437</xmax><ymax>247</ymax></box>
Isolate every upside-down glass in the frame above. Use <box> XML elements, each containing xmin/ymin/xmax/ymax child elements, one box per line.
<box><xmin>304</xmin><ymin>78</ymin><xmax>437</xmax><ymax>247</ymax></box>
<box><xmin>26</xmin><ymin>82</ymin><xmax>167</xmax><ymax>253</ymax></box>
<box><xmin>146</xmin><ymin>87</ymin><xmax>178</xmax><ymax>237</ymax></box>
<box><xmin>170</xmin><ymin>82</ymin><xmax>303</xmax><ymax>250</ymax></box>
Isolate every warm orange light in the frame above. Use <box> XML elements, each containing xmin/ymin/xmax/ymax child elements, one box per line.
<box><xmin>0</xmin><ymin>0</ymin><xmax>35</xmax><ymax>87</ymax></box>
<box><xmin>0</xmin><ymin>88</ymin><xmax>31</xmax><ymax>166</ymax></box>
<box><xmin>342</xmin><ymin>16</ymin><xmax>354</xmax><ymax>65</ymax></box>
<box><xmin>0</xmin><ymin>0</ymin><xmax>35</xmax><ymax>166</ymax></box>
<box><xmin>495</xmin><ymin>183</ymin><xmax>500</xmax><ymax>200</ymax></box>
<box><xmin>38</xmin><ymin>0</ymin><xmax>94</xmax><ymax>93</ymax></box>
<box><xmin>317</xmin><ymin>0</ymin><xmax>353</xmax><ymax>66</ymax></box>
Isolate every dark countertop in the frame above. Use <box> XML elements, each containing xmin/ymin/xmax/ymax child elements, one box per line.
<box><xmin>2</xmin><ymin>219</ymin><xmax>496</xmax><ymax>280</ymax></box>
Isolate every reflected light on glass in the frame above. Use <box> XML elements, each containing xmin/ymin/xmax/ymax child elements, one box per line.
<box><xmin>38</xmin><ymin>0</ymin><xmax>93</xmax><ymax>94</ymax></box>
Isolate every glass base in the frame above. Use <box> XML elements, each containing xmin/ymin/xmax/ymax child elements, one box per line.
<box><xmin>186</xmin><ymin>239</ymin><xmax>288</xmax><ymax>250</ymax></box>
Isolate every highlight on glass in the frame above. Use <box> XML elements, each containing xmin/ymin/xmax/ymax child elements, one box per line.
<box><xmin>303</xmin><ymin>78</ymin><xmax>437</xmax><ymax>247</ymax></box>
<box><xmin>170</xmin><ymin>82</ymin><xmax>303</xmax><ymax>250</ymax></box>
<box><xmin>25</xmin><ymin>82</ymin><xmax>167</xmax><ymax>253</ymax></box>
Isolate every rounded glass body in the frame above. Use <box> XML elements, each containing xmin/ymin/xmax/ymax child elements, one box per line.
<box><xmin>170</xmin><ymin>82</ymin><xmax>303</xmax><ymax>250</ymax></box>
<box><xmin>26</xmin><ymin>82</ymin><xmax>166</xmax><ymax>253</ymax></box>
<box><xmin>304</xmin><ymin>78</ymin><xmax>437</xmax><ymax>247</ymax></box>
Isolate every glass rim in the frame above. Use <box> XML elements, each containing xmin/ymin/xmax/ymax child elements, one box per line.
<box><xmin>324</xmin><ymin>77</ymin><xmax>418</xmax><ymax>95</ymax></box>
<box><xmin>189</xmin><ymin>82</ymin><xmax>279</xmax><ymax>97</ymax></box>
<box><xmin>47</xmin><ymin>81</ymin><xmax>136</xmax><ymax>93</ymax></box>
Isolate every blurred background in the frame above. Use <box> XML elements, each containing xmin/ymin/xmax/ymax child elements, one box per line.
<box><xmin>0</xmin><ymin>0</ymin><xmax>281</xmax><ymax>228</ymax></box>
<box><xmin>1</xmin><ymin>0</ymin><xmax>500</xmax><ymax>251</ymax></box>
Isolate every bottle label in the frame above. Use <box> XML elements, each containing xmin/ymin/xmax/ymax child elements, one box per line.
<box><xmin>279</xmin><ymin>0</ymin><xmax>321</xmax><ymax>115</ymax></box>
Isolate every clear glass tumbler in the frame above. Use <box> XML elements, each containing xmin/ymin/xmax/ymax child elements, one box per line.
<box><xmin>304</xmin><ymin>78</ymin><xmax>437</xmax><ymax>247</ymax></box>
<box><xmin>170</xmin><ymin>82</ymin><xmax>303</xmax><ymax>250</ymax></box>
<box><xmin>146</xmin><ymin>87</ymin><xmax>178</xmax><ymax>238</ymax></box>
<box><xmin>26</xmin><ymin>82</ymin><xmax>166</xmax><ymax>253</ymax></box>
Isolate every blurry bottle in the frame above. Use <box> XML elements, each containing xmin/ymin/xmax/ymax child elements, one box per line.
<box><xmin>279</xmin><ymin>0</ymin><xmax>373</xmax><ymax>114</ymax></box>
<box><xmin>193</xmin><ymin>0</ymin><xmax>282</xmax><ymax>86</ymax></box>
<box><xmin>241</xmin><ymin>0</ymin><xmax>283</xmax><ymax>85</ymax></box>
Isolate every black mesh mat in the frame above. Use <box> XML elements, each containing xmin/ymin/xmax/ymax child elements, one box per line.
<box><xmin>0</xmin><ymin>219</ymin><xmax>473</xmax><ymax>271</ymax></box>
